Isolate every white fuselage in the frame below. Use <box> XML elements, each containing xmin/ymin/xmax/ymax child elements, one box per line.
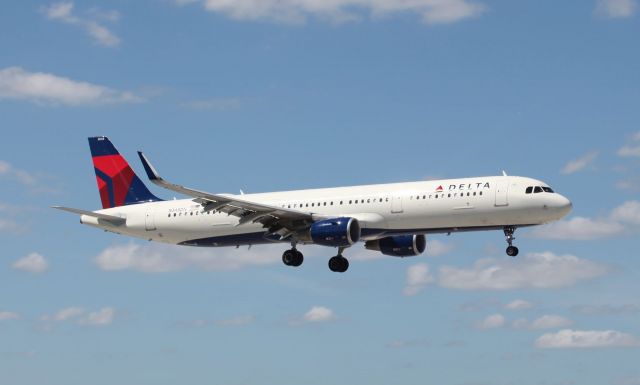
<box><xmin>80</xmin><ymin>175</ymin><xmax>571</xmax><ymax>247</ymax></box>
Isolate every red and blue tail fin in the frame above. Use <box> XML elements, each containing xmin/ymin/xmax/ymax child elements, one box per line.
<box><xmin>89</xmin><ymin>136</ymin><xmax>162</xmax><ymax>209</ymax></box>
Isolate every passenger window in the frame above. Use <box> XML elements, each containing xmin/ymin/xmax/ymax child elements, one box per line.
<box><xmin>534</xmin><ymin>186</ymin><xmax>543</xmax><ymax>193</ymax></box>
<box><xmin>448</xmin><ymin>194</ymin><xmax>451</xmax><ymax>198</ymax></box>
<box><xmin>473</xmin><ymin>192</ymin><xmax>476</xmax><ymax>196</ymax></box>
<box><xmin>349</xmin><ymin>200</ymin><xmax>352</xmax><ymax>204</ymax></box>
<box><xmin>526</xmin><ymin>186</ymin><xmax>533</xmax><ymax>194</ymax></box>
<box><xmin>479</xmin><ymin>191</ymin><xmax>483</xmax><ymax>196</ymax></box>
<box><xmin>367</xmin><ymin>199</ymin><xmax>370</xmax><ymax>203</ymax></box>
<box><xmin>340</xmin><ymin>201</ymin><xmax>343</xmax><ymax>205</ymax></box>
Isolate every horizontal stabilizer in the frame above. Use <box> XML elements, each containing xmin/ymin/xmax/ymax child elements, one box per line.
<box><xmin>52</xmin><ymin>206</ymin><xmax>126</xmax><ymax>225</ymax></box>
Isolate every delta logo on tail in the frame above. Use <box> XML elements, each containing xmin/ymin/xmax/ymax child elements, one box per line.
<box><xmin>89</xmin><ymin>137</ymin><xmax>161</xmax><ymax>209</ymax></box>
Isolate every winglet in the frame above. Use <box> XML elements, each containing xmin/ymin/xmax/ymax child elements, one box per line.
<box><xmin>137</xmin><ymin>151</ymin><xmax>162</xmax><ymax>182</ymax></box>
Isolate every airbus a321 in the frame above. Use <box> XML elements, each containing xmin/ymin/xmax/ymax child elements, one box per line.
<box><xmin>54</xmin><ymin>137</ymin><xmax>573</xmax><ymax>273</ymax></box>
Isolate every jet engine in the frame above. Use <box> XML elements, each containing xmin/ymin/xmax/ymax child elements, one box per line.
<box><xmin>309</xmin><ymin>217</ymin><xmax>360</xmax><ymax>247</ymax></box>
<box><xmin>365</xmin><ymin>234</ymin><xmax>426</xmax><ymax>257</ymax></box>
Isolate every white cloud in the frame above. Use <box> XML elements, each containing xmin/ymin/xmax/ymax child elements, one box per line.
<box><xmin>41</xmin><ymin>307</ymin><xmax>85</xmax><ymax>322</ymax></box>
<box><xmin>403</xmin><ymin>263</ymin><xmax>434</xmax><ymax>296</ymax></box>
<box><xmin>477</xmin><ymin>314</ymin><xmax>505</xmax><ymax>329</ymax></box>
<box><xmin>535</xmin><ymin>329</ymin><xmax>640</xmax><ymax>348</ymax></box>
<box><xmin>0</xmin><ymin>160</ymin><xmax>37</xmax><ymax>186</ymax></box>
<box><xmin>571</xmin><ymin>304</ymin><xmax>640</xmax><ymax>316</ymax></box>
<box><xmin>529</xmin><ymin>217</ymin><xmax>625</xmax><ymax>240</ymax></box>
<box><xmin>618</xmin><ymin>145</ymin><xmax>640</xmax><ymax>157</ymax></box>
<box><xmin>529</xmin><ymin>315</ymin><xmax>573</xmax><ymax>330</ymax></box>
<box><xmin>0</xmin><ymin>67</ymin><xmax>142</xmax><ymax>106</ymax></box>
<box><xmin>12</xmin><ymin>252</ymin><xmax>49</xmax><ymax>274</ymax></box>
<box><xmin>610</xmin><ymin>201</ymin><xmax>640</xmax><ymax>225</ymax></box>
<box><xmin>561</xmin><ymin>151</ymin><xmax>598</xmax><ymax>174</ymax></box>
<box><xmin>0</xmin><ymin>311</ymin><xmax>21</xmax><ymax>321</ymax></box>
<box><xmin>530</xmin><ymin>200</ymin><xmax>640</xmax><ymax>240</ymax></box>
<box><xmin>595</xmin><ymin>0</ymin><xmax>637</xmax><ymax>18</ymax></box>
<box><xmin>438</xmin><ymin>252</ymin><xmax>607</xmax><ymax>290</ymax></box>
<box><xmin>185</xmin><ymin>0</ymin><xmax>486</xmax><ymax>25</ymax></box>
<box><xmin>215</xmin><ymin>315</ymin><xmax>255</xmax><ymax>326</ymax></box>
<box><xmin>94</xmin><ymin>242</ymin><xmax>284</xmax><ymax>272</ymax></box>
<box><xmin>617</xmin><ymin>131</ymin><xmax>640</xmax><ymax>156</ymax></box>
<box><xmin>427</xmin><ymin>239</ymin><xmax>454</xmax><ymax>256</ymax></box>
<box><xmin>505</xmin><ymin>299</ymin><xmax>534</xmax><ymax>310</ymax></box>
<box><xmin>78</xmin><ymin>307</ymin><xmax>115</xmax><ymax>326</ymax></box>
<box><xmin>0</xmin><ymin>218</ymin><xmax>21</xmax><ymax>233</ymax></box>
<box><xmin>301</xmin><ymin>306</ymin><xmax>336</xmax><ymax>323</ymax></box>
<box><xmin>42</xmin><ymin>2</ymin><xmax>120</xmax><ymax>47</ymax></box>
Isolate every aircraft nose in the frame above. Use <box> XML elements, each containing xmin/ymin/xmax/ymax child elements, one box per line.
<box><xmin>555</xmin><ymin>194</ymin><xmax>572</xmax><ymax>216</ymax></box>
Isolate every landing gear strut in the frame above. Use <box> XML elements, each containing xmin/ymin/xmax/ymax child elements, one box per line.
<box><xmin>282</xmin><ymin>244</ymin><xmax>303</xmax><ymax>267</ymax></box>
<box><xmin>503</xmin><ymin>226</ymin><xmax>519</xmax><ymax>257</ymax></box>
<box><xmin>328</xmin><ymin>247</ymin><xmax>349</xmax><ymax>273</ymax></box>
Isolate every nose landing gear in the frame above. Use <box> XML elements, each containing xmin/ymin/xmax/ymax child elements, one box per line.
<box><xmin>504</xmin><ymin>226</ymin><xmax>519</xmax><ymax>257</ymax></box>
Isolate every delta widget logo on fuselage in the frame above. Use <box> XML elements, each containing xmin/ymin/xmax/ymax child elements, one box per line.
<box><xmin>435</xmin><ymin>182</ymin><xmax>491</xmax><ymax>193</ymax></box>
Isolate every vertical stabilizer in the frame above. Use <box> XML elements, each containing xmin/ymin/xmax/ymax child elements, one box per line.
<box><xmin>88</xmin><ymin>136</ymin><xmax>162</xmax><ymax>209</ymax></box>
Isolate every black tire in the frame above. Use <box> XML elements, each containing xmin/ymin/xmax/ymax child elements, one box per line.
<box><xmin>328</xmin><ymin>256</ymin><xmax>349</xmax><ymax>273</ymax></box>
<box><xmin>291</xmin><ymin>250</ymin><xmax>304</xmax><ymax>267</ymax></box>
<box><xmin>282</xmin><ymin>249</ymin><xmax>295</xmax><ymax>266</ymax></box>
<box><xmin>506</xmin><ymin>246</ymin><xmax>519</xmax><ymax>257</ymax></box>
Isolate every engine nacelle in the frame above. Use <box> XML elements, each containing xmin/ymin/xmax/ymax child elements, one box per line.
<box><xmin>365</xmin><ymin>234</ymin><xmax>426</xmax><ymax>257</ymax></box>
<box><xmin>309</xmin><ymin>217</ymin><xmax>360</xmax><ymax>247</ymax></box>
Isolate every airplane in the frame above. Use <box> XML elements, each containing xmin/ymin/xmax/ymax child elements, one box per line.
<box><xmin>54</xmin><ymin>137</ymin><xmax>573</xmax><ymax>273</ymax></box>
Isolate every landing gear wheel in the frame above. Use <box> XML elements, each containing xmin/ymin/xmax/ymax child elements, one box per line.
<box><xmin>282</xmin><ymin>249</ymin><xmax>295</xmax><ymax>266</ymax></box>
<box><xmin>503</xmin><ymin>226</ymin><xmax>519</xmax><ymax>257</ymax></box>
<box><xmin>291</xmin><ymin>250</ymin><xmax>303</xmax><ymax>267</ymax></box>
<box><xmin>328</xmin><ymin>255</ymin><xmax>349</xmax><ymax>273</ymax></box>
<box><xmin>282</xmin><ymin>249</ymin><xmax>304</xmax><ymax>267</ymax></box>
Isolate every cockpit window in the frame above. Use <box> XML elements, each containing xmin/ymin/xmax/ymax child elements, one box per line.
<box><xmin>542</xmin><ymin>187</ymin><xmax>554</xmax><ymax>193</ymax></box>
<box><xmin>525</xmin><ymin>186</ymin><xmax>533</xmax><ymax>194</ymax></box>
<box><xmin>534</xmin><ymin>186</ymin><xmax>543</xmax><ymax>193</ymax></box>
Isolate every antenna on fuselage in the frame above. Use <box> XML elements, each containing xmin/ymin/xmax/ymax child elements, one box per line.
<box><xmin>502</xmin><ymin>170</ymin><xmax>508</xmax><ymax>176</ymax></box>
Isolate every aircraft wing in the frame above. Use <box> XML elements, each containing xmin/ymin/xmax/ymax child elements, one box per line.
<box><xmin>137</xmin><ymin>151</ymin><xmax>315</xmax><ymax>236</ymax></box>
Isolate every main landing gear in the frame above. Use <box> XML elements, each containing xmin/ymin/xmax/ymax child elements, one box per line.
<box><xmin>328</xmin><ymin>247</ymin><xmax>349</xmax><ymax>273</ymax></box>
<box><xmin>281</xmin><ymin>246</ymin><xmax>350</xmax><ymax>272</ymax></box>
<box><xmin>504</xmin><ymin>226</ymin><xmax>519</xmax><ymax>257</ymax></box>
<box><xmin>282</xmin><ymin>246</ymin><xmax>303</xmax><ymax>267</ymax></box>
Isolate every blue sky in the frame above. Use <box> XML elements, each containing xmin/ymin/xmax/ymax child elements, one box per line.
<box><xmin>1</xmin><ymin>1</ymin><xmax>639</xmax><ymax>384</ymax></box>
